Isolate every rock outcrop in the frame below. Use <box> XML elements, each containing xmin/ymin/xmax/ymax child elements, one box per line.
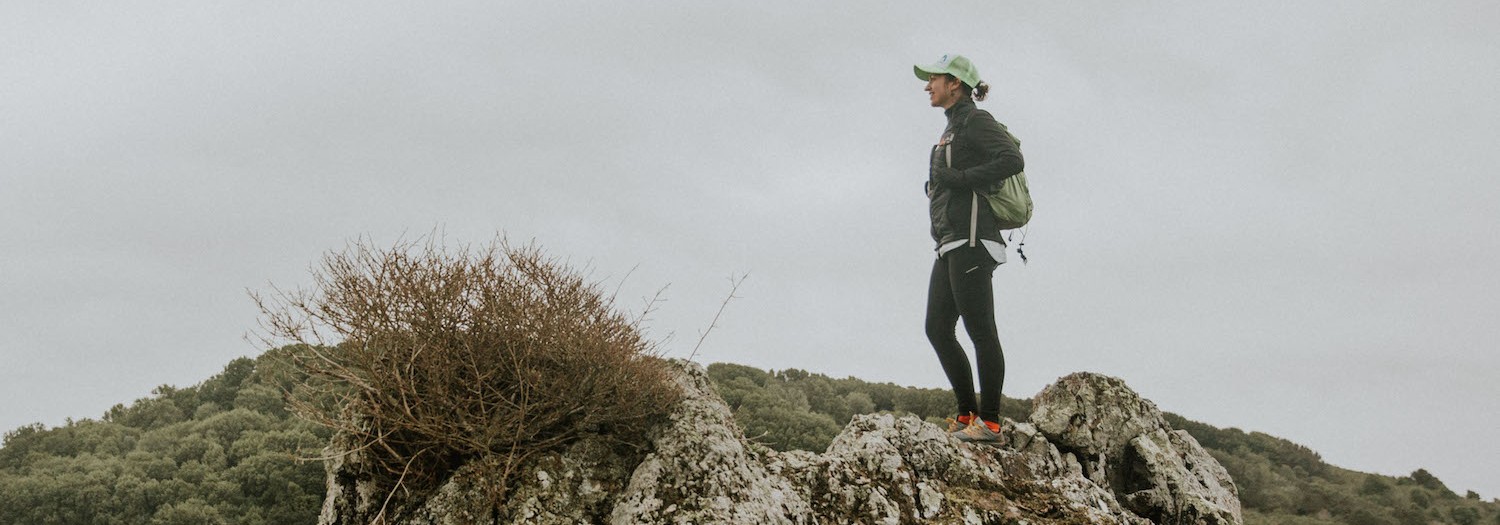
<box><xmin>318</xmin><ymin>363</ymin><xmax>1242</xmax><ymax>525</ymax></box>
<box><xmin>1029</xmin><ymin>373</ymin><xmax>1241</xmax><ymax>524</ymax></box>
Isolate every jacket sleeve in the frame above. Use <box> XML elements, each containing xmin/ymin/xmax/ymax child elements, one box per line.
<box><xmin>950</xmin><ymin>110</ymin><xmax>1024</xmax><ymax>190</ymax></box>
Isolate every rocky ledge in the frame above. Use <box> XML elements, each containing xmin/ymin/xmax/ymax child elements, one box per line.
<box><xmin>318</xmin><ymin>363</ymin><xmax>1242</xmax><ymax>524</ymax></box>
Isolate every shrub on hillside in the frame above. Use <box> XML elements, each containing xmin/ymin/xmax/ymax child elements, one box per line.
<box><xmin>255</xmin><ymin>237</ymin><xmax>679</xmax><ymax>507</ymax></box>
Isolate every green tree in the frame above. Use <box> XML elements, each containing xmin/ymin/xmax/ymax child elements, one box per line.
<box><xmin>1409</xmin><ymin>468</ymin><xmax>1456</xmax><ymax>497</ymax></box>
<box><xmin>842</xmin><ymin>392</ymin><xmax>875</xmax><ymax>419</ymax></box>
<box><xmin>893</xmin><ymin>388</ymin><xmax>951</xmax><ymax>420</ymax></box>
<box><xmin>150</xmin><ymin>498</ymin><xmax>227</xmax><ymax>525</ymax></box>
<box><xmin>733</xmin><ymin>385</ymin><xmax>833</xmax><ymax>450</ymax></box>
<box><xmin>1345</xmin><ymin>508</ymin><xmax>1396</xmax><ymax>525</ymax></box>
<box><xmin>232</xmin><ymin>384</ymin><xmax>288</xmax><ymax>416</ymax></box>
<box><xmin>196</xmin><ymin>358</ymin><xmax>255</xmax><ymax>409</ymax></box>
<box><xmin>793</xmin><ymin>376</ymin><xmax>843</xmax><ymax>421</ymax></box>
<box><xmin>1391</xmin><ymin>504</ymin><xmax>1426</xmax><ymax>525</ymax></box>
<box><xmin>112</xmin><ymin>395</ymin><xmax>187</xmax><ymax>430</ymax></box>
<box><xmin>706</xmin><ymin>363</ymin><xmax>770</xmax><ymax>388</ymax></box>
<box><xmin>1451</xmin><ymin>506</ymin><xmax>1481</xmax><ymax>525</ymax></box>
<box><xmin>1410</xmin><ymin>488</ymin><xmax>1432</xmax><ymax>509</ymax></box>
<box><xmin>1361</xmin><ymin>475</ymin><xmax>1392</xmax><ymax>496</ymax></box>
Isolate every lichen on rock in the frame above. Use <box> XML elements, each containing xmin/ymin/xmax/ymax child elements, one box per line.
<box><xmin>317</xmin><ymin>362</ymin><xmax>1242</xmax><ymax>525</ymax></box>
<box><xmin>1030</xmin><ymin>372</ymin><xmax>1243</xmax><ymax>525</ymax></box>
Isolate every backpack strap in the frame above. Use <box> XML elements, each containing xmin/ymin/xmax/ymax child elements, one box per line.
<box><xmin>969</xmin><ymin>193</ymin><xmax>979</xmax><ymax>248</ymax></box>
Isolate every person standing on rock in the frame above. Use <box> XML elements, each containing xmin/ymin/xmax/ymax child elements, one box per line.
<box><xmin>915</xmin><ymin>54</ymin><xmax>1024</xmax><ymax>443</ymax></box>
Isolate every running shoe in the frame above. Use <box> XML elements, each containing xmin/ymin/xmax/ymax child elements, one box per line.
<box><xmin>944</xmin><ymin>413</ymin><xmax>976</xmax><ymax>432</ymax></box>
<box><xmin>953</xmin><ymin>418</ymin><xmax>1003</xmax><ymax>443</ymax></box>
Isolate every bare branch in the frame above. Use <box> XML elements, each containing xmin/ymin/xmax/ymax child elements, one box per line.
<box><xmin>688</xmin><ymin>273</ymin><xmax>748</xmax><ymax>362</ymax></box>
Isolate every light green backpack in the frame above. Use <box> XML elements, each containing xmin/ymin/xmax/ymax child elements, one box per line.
<box><xmin>948</xmin><ymin>123</ymin><xmax>1032</xmax><ymax>230</ymax></box>
<box><xmin>984</xmin><ymin>129</ymin><xmax>1032</xmax><ymax>230</ymax></box>
<box><xmin>949</xmin><ymin>117</ymin><xmax>1032</xmax><ymax>262</ymax></box>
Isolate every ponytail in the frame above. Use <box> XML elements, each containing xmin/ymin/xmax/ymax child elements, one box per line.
<box><xmin>944</xmin><ymin>74</ymin><xmax>991</xmax><ymax>102</ymax></box>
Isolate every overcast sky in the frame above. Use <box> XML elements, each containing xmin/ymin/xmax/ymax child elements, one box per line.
<box><xmin>3</xmin><ymin>1</ymin><xmax>1497</xmax><ymax>498</ymax></box>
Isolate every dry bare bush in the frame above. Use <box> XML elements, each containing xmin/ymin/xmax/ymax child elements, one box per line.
<box><xmin>252</xmin><ymin>236</ymin><xmax>679</xmax><ymax>511</ymax></box>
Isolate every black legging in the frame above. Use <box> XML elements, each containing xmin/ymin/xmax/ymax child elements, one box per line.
<box><xmin>925</xmin><ymin>244</ymin><xmax>1005</xmax><ymax>423</ymax></box>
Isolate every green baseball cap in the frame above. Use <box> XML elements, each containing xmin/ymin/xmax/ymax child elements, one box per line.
<box><xmin>914</xmin><ymin>54</ymin><xmax>981</xmax><ymax>88</ymax></box>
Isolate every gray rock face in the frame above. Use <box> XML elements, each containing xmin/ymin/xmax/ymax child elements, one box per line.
<box><xmin>317</xmin><ymin>364</ymin><xmax>1242</xmax><ymax>525</ymax></box>
<box><xmin>771</xmin><ymin>413</ymin><xmax>1150</xmax><ymax>524</ymax></box>
<box><xmin>608</xmin><ymin>360</ymin><xmax>814</xmax><ymax>524</ymax></box>
<box><xmin>1029</xmin><ymin>372</ymin><xmax>1243</xmax><ymax>525</ymax></box>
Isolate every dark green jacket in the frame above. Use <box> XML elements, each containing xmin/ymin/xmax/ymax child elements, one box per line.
<box><xmin>927</xmin><ymin>98</ymin><xmax>1025</xmax><ymax>249</ymax></box>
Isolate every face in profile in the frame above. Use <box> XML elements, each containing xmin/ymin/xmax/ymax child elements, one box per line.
<box><xmin>925</xmin><ymin>74</ymin><xmax>962</xmax><ymax>108</ymax></box>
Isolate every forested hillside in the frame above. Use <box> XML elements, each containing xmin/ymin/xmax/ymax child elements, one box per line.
<box><xmin>2</xmin><ymin>353</ymin><xmax>1495</xmax><ymax>525</ymax></box>
<box><xmin>0</xmin><ymin>347</ymin><xmax>326</xmax><ymax>525</ymax></box>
